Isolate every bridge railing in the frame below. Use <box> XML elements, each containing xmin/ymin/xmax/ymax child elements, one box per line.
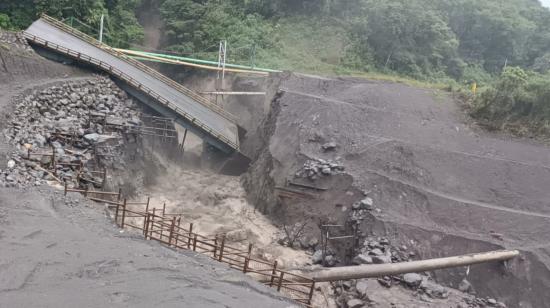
<box><xmin>22</xmin><ymin>32</ymin><xmax>239</xmax><ymax>150</ymax></box>
<box><xmin>39</xmin><ymin>14</ymin><xmax>238</xmax><ymax>124</ymax></box>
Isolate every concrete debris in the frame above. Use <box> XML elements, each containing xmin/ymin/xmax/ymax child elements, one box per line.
<box><xmin>0</xmin><ymin>76</ymin><xmax>142</xmax><ymax>188</ymax></box>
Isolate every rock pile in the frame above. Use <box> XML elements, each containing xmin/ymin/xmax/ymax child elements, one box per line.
<box><xmin>295</xmin><ymin>158</ymin><xmax>345</xmax><ymax>179</ymax></box>
<box><xmin>1</xmin><ymin>76</ymin><xmax>142</xmax><ymax>188</ymax></box>
<box><xmin>332</xmin><ymin>275</ymin><xmax>508</xmax><ymax>308</ymax></box>
<box><xmin>325</xmin><ymin>236</ymin><xmax>508</xmax><ymax>307</ymax></box>
<box><xmin>352</xmin><ymin>236</ymin><xmax>415</xmax><ymax>265</ymax></box>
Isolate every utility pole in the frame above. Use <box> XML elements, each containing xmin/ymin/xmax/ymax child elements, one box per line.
<box><xmin>99</xmin><ymin>14</ymin><xmax>104</xmax><ymax>43</ymax></box>
<box><xmin>216</xmin><ymin>40</ymin><xmax>227</xmax><ymax>105</ymax></box>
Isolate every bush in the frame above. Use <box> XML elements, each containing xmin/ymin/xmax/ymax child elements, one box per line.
<box><xmin>0</xmin><ymin>13</ymin><xmax>11</xmax><ymax>30</ymax></box>
<box><xmin>471</xmin><ymin>66</ymin><xmax>550</xmax><ymax>134</ymax></box>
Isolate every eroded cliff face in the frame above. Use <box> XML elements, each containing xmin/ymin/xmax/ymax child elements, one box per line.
<box><xmin>242</xmin><ymin>72</ymin><xmax>550</xmax><ymax>307</ymax></box>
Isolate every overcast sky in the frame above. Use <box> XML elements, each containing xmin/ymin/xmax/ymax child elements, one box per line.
<box><xmin>541</xmin><ymin>0</ymin><xmax>550</xmax><ymax>8</ymax></box>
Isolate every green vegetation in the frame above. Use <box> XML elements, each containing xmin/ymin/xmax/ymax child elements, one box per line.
<box><xmin>0</xmin><ymin>0</ymin><xmax>143</xmax><ymax>47</ymax></box>
<box><xmin>472</xmin><ymin>67</ymin><xmax>550</xmax><ymax>136</ymax></box>
<box><xmin>2</xmin><ymin>0</ymin><xmax>550</xmax><ymax>134</ymax></box>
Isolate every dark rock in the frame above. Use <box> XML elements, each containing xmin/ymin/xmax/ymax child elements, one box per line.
<box><xmin>372</xmin><ymin>255</ymin><xmax>392</xmax><ymax>264</ymax></box>
<box><xmin>346</xmin><ymin>298</ymin><xmax>364</xmax><ymax>308</ymax></box>
<box><xmin>458</xmin><ymin>278</ymin><xmax>472</xmax><ymax>292</ymax></box>
<box><xmin>355</xmin><ymin>279</ymin><xmax>369</xmax><ymax>297</ymax></box>
<box><xmin>312</xmin><ymin>250</ymin><xmax>323</xmax><ymax>264</ymax></box>
<box><xmin>321</xmin><ymin>142</ymin><xmax>337</xmax><ymax>151</ymax></box>
<box><xmin>352</xmin><ymin>254</ymin><xmax>373</xmax><ymax>265</ymax></box>
<box><xmin>403</xmin><ymin>273</ymin><xmax>423</xmax><ymax>288</ymax></box>
<box><xmin>369</xmin><ymin>248</ymin><xmax>384</xmax><ymax>256</ymax></box>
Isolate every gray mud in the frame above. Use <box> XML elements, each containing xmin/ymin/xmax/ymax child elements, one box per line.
<box><xmin>243</xmin><ymin>73</ymin><xmax>550</xmax><ymax>307</ymax></box>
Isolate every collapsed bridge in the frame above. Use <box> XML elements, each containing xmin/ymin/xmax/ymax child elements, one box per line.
<box><xmin>23</xmin><ymin>14</ymin><xmax>241</xmax><ymax>154</ymax></box>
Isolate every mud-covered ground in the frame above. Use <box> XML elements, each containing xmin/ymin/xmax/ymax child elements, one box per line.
<box><xmin>0</xmin><ymin>35</ymin><xmax>296</xmax><ymax>308</ymax></box>
<box><xmin>243</xmin><ymin>73</ymin><xmax>550</xmax><ymax>307</ymax></box>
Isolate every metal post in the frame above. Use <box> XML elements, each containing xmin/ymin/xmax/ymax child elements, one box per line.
<box><xmin>115</xmin><ymin>200</ymin><xmax>120</xmax><ymax>226</ymax></box>
<box><xmin>143</xmin><ymin>212</ymin><xmax>149</xmax><ymax>237</ymax></box>
<box><xmin>51</xmin><ymin>146</ymin><xmax>56</xmax><ymax>176</ymax></box>
<box><xmin>269</xmin><ymin>261</ymin><xmax>278</xmax><ymax>287</ymax></box>
<box><xmin>307</xmin><ymin>282</ymin><xmax>316</xmax><ymax>304</ymax></box>
<box><xmin>174</xmin><ymin>217</ymin><xmax>181</xmax><ymax>247</ymax></box>
<box><xmin>243</xmin><ymin>256</ymin><xmax>250</xmax><ymax>273</ymax></box>
<box><xmin>277</xmin><ymin>271</ymin><xmax>284</xmax><ymax>291</ymax></box>
<box><xmin>150</xmin><ymin>208</ymin><xmax>156</xmax><ymax>239</ymax></box>
<box><xmin>213</xmin><ymin>236</ymin><xmax>218</xmax><ymax>258</ymax></box>
<box><xmin>181</xmin><ymin>129</ymin><xmax>188</xmax><ymax>153</ymax></box>
<box><xmin>218</xmin><ymin>234</ymin><xmax>226</xmax><ymax>262</ymax></box>
<box><xmin>188</xmin><ymin>223</ymin><xmax>193</xmax><ymax>249</ymax></box>
<box><xmin>168</xmin><ymin>217</ymin><xmax>176</xmax><ymax>246</ymax></box>
<box><xmin>192</xmin><ymin>234</ymin><xmax>198</xmax><ymax>251</ymax></box>
<box><xmin>64</xmin><ymin>182</ymin><xmax>68</xmax><ymax>196</ymax></box>
<box><xmin>121</xmin><ymin>198</ymin><xmax>127</xmax><ymax>228</ymax></box>
<box><xmin>99</xmin><ymin>14</ymin><xmax>104</xmax><ymax>43</ymax></box>
<box><xmin>102</xmin><ymin>167</ymin><xmax>107</xmax><ymax>187</ymax></box>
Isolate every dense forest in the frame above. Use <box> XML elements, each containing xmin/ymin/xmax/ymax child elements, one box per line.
<box><xmin>2</xmin><ymin>0</ymin><xmax>550</xmax><ymax>135</ymax></box>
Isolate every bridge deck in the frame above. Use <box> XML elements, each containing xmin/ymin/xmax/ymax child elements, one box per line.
<box><xmin>24</xmin><ymin>16</ymin><xmax>239</xmax><ymax>152</ymax></box>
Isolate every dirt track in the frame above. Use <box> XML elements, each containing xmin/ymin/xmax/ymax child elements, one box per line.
<box><xmin>0</xmin><ymin>188</ymin><xmax>292</xmax><ymax>307</ymax></box>
<box><xmin>244</xmin><ymin>73</ymin><xmax>550</xmax><ymax>307</ymax></box>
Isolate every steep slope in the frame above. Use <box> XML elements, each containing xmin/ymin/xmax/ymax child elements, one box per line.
<box><xmin>243</xmin><ymin>73</ymin><xmax>550</xmax><ymax>307</ymax></box>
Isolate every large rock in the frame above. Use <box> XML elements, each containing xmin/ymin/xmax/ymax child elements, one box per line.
<box><xmin>352</xmin><ymin>254</ymin><xmax>373</xmax><ymax>265</ymax></box>
<box><xmin>372</xmin><ymin>255</ymin><xmax>392</xmax><ymax>264</ymax></box>
<box><xmin>458</xmin><ymin>278</ymin><xmax>472</xmax><ymax>292</ymax></box>
<box><xmin>312</xmin><ymin>250</ymin><xmax>323</xmax><ymax>264</ymax></box>
<box><xmin>403</xmin><ymin>273</ymin><xmax>423</xmax><ymax>288</ymax></box>
<box><xmin>347</xmin><ymin>298</ymin><xmax>365</xmax><ymax>308</ymax></box>
<box><xmin>355</xmin><ymin>279</ymin><xmax>369</xmax><ymax>297</ymax></box>
<box><xmin>7</xmin><ymin>160</ymin><xmax>15</xmax><ymax>169</ymax></box>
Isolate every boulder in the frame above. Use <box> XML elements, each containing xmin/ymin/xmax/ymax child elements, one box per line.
<box><xmin>352</xmin><ymin>254</ymin><xmax>373</xmax><ymax>265</ymax></box>
<box><xmin>312</xmin><ymin>250</ymin><xmax>323</xmax><ymax>264</ymax></box>
<box><xmin>321</xmin><ymin>142</ymin><xmax>337</xmax><ymax>151</ymax></box>
<box><xmin>458</xmin><ymin>278</ymin><xmax>472</xmax><ymax>292</ymax></box>
<box><xmin>7</xmin><ymin>160</ymin><xmax>15</xmax><ymax>169</ymax></box>
<box><xmin>355</xmin><ymin>279</ymin><xmax>369</xmax><ymax>297</ymax></box>
<box><xmin>347</xmin><ymin>298</ymin><xmax>364</xmax><ymax>308</ymax></box>
<box><xmin>372</xmin><ymin>255</ymin><xmax>392</xmax><ymax>264</ymax></box>
<box><xmin>403</xmin><ymin>273</ymin><xmax>423</xmax><ymax>288</ymax></box>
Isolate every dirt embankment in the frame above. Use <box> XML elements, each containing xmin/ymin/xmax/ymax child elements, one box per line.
<box><xmin>243</xmin><ymin>73</ymin><xmax>550</xmax><ymax>307</ymax></box>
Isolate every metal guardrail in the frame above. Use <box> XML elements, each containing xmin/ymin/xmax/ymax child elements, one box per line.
<box><xmin>22</xmin><ymin>32</ymin><xmax>239</xmax><ymax>151</ymax></box>
<box><xmin>38</xmin><ymin>14</ymin><xmax>238</xmax><ymax>124</ymax></box>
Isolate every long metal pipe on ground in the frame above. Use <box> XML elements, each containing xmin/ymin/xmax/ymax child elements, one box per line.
<box><xmin>299</xmin><ymin>250</ymin><xmax>519</xmax><ymax>282</ymax></box>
